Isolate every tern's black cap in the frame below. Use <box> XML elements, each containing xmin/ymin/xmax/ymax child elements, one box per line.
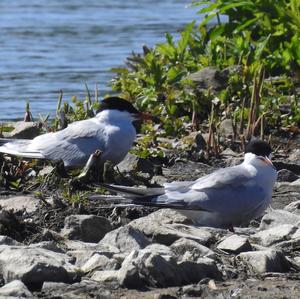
<box><xmin>245</xmin><ymin>139</ymin><xmax>272</xmax><ymax>157</ymax></box>
<box><xmin>98</xmin><ymin>97</ymin><xmax>139</xmax><ymax>114</ymax></box>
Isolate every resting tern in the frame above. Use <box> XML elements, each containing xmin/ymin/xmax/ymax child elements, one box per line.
<box><xmin>0</xmin><ymin>97</ymin><xmax>150</xmax><ymax>168</ymax></box>
<box><xmin>96</xmin><ymin>139</ymin><xmax>277</xmax><ymax>228</ymax></box>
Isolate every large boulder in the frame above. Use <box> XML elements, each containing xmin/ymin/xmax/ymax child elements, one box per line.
<box><xmin>61</xmin><ymin>214</ymin><xmax>112</xmax><ymax>243</ymax></box>
<box><xmin>217</xmin><ymin>234</ymin><xmax>252</xmax><ymax>254</ymax></box>
<box><xmin>98</xmin><ymin>225</ymin><xmax>150</xmax><ymax>254</ymax></box>
<box><xmin>252</xmin><ymin>224</ymin><xmax>298</xmax><ymax>247</ymax></box>
<box><xmin>117</xmin><ymin>244</ymin><xmax>221</xmax><ymax>289</ymax></box>
<box><xmin>170</xmin><ymin>238</ymin><xmax>216</xmax><ymax>259</ymax></box>
<box><xmin>0</xmin><ymin>280</ymin><xmax>32</xmax><ymax>298</ymax></box>
<box><xmin>237</xmin><ymin>250</ymin><xmax>290</xmax><ymax>274</ymax></box>
<box><xmin>130</xmin><ymin>209</ymin><xmax>215</xmax><ymax>246</ymax></box>
<box><xmin>260</xmin><ymin>209</ymin><xmax>300</xmax><ymax>230</ymax></box>
<box><xmin>0</xmin><ymin>245</ymin><xmax>78</xmax><ymax>290</ymax></box>
<box><xmin>5</xmin><ymin>121</ymin><xmax>40</xmax><ymax>139</ymax></box>
<box><xmin>0</xmin><ymin>195</ymin><xmax>39</xmax><ymax>214</ymax></box>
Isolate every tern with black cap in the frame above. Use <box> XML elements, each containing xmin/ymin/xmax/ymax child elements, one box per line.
<box><xmin>0</xmin><ymin>97</ymin><xmax>151</xmax><ymax>168</ymax></box>
<box><xmin>95</xmin><ymin>139</ymin><xmax>278</xmax><ymax>228</ymax></box>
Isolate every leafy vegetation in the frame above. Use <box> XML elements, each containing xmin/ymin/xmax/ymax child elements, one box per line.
<box><xmin>0</xmin><ymin>1</ymin><xmax>299</xmax><ymax>197</ymax></box>
<box><xmin>111</xmin><ymin>0</ymin><xmax>299</xmax><ymax>147</ymax></box>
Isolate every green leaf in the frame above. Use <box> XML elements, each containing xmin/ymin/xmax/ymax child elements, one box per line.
<box><xmin>156</xmin><ymin>44</ymin><xmax>176</xmax><ymax>59</ymax></box>
<box><xmin>255</xmin><ymin>34</ymin><xmax>271</xmax><ymax>60</ymax></box>
<box><xmin>177</xmin><ymin>22</ymin><xmax>195</xmax><ymax>55</ymax></box>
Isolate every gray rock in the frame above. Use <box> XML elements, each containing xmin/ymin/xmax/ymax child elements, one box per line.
<box><xmin>180</xmin><ymin>131</ymin><xmax>207</xmax><ymax>151</ymax></box>
<box><xmin>288</xmin><ymin>149</ymin><xmax>300</xmax><ymax>162</ymax></box>
<box><xmin>41</xmin><ymin>281</ymin><xmax>71</xmax><ymax>292</ymax></box>
<box><xmin>185</xmin><ymin>66</ymin><xmax>239</xmax><ymax>92</ymax></box>
<box><xmin>293</xmin><ymin>256</ymin><xmax>300</xmax><ymax>267</ymax></box>
<box><xmin>130</xmin><ymin>210</ymin><xmax>214</xmax><ymax>246</ymax></box>
<box><xmin>274</xmin><ymin>238</ymin><xmax>300</xmax><ymax>253</ymax></box>
<box><xmin>277</xmin><ymin>169</ymin><xmax>299</xmax><ymax>182</ymax></box>
<box><xmin>292</xmin><ymin>228</ymin><xmax>300</xmax><ymax>239</ymax></box>
<box><xmin>0</xmin><ymin>235</ymin><xmax>21</xmax><ymax>246</ymax></box>
<box><xmin>273</xmin><ymin>161</ymin><xmax>300</xmax><ymax>176</ymax></box>
<box><xmin>290</xmin><ymin>178</ymin><xmax>300</xmax><ymax>186</ymax></box>
<box><xmin>91</xmin><ymin>270</ymin><xmax>119</xmax><ymax>283</ymax></box>
<box><xmin>177</xmin><ymin>256</ymin><xmax>222</xmax><ymax>284</ymax></box>
<box><xmin>29</xmin><ymin>241</ymin><xmax>65</xmax><ymax>253</ymax></box>
<box><xmin>221</xmin><ymin>148</ymin><xmax>238</xmax><ymax>157</ymax></box>
<box><xmin>38</xmin><ymin>166</ymin><xmax>54</xmax><ymax>176</ymax></box>
<box><xmin>170</xmin><ymin>238</ymin><xmax>216</xmax><ymax>259</ymax></box>
<box><xmin>0</xmin><ymin>245</ymin><xmax>77</xmax><ymax>290</ymax></box>
<box><xmin>6</xmin><ymin>121</ymin><xmax>40</xmax><ymax>139</ymax></box>
<box><xmin>260</xmin><ymin>209</ymin><xmax>300</xmax><ymax>229</ymax></box>
<box><xmin>118</xmin><ymin>247</ymin><xmax>180</xmax><ymax>288</ymax></box>
<box><xmin>64</xmin><ymin>240</ymin><xmax>100</xmax><ymax>251</ymax></box>
<box><xmin>284</xmin><ymin>200</ymin><xmax>300</xmax><ymax>215</ymax></box>
<box><xmin>61</xmin><ymin>214</ymin><xmax>112</xmax><ymax>243</ymax></box>
<box><xmin>220</xmin><ymin>119</ymin><xmax>236</xmax><ymax>137</ymax></box>
<box><xmin>217</xmin><ymin>234</ymin><xmax>252</xmax><ymax>254</ymax></box>
<box><xmin>98</xmin><ymin>225</ymin><xmax>150</xmax><ymax>254</ymax></box>
<box><xmin>0</xmin><ymin>280</ymin><xmax>32</xmax><ymax>298</ymax></box>
<box><xmin>118</xmin><ymin>244</ymin><xmax>221</xmax><ymax>288</ymax></box>
<box><xmin>116</xmin><ymin>153</ymin><xmax>156</xmax><ymax>175</ymax></box>
<box><xmin>41</xmin><ymin>279</ymin><xmax>114</xmax><ymax>299</ymax></box>
<box><xmin>0</xmin><ymin>195</ymin><xmax>39</xmax><ymax>213</ymax></box>
<box><xmin>66</xmin><ymin>240</ymin><xmax>121</xmax><ymax>267</ymax></box>
<box><xmin>81</xmin><ymin>253</ymin><xmax>119</xmax><ymax>273</ymax></box>
<box><xmin>253</xmin><ymin>225</ymin><xmax>298</xmax><ymax>246</ymax></box>
<box><xmin>237</xmin><ymin>250</ymin><xmax>290</xmax><ymax>274</ymax></box>
<box><xmin>68</xmin><ymin>249</ymin><xmax>99</xmax><ymax>267</ymax></box>
<box><xmin>180</xmin><ymin>284</ymin><xmax>203</xmax><ymax>297</ymax></box>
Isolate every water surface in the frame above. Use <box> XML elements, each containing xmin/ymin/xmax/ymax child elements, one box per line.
<box><xmin>0</xmin><ymin>0</ymin><xmax>198</xmax><ymax>120</ymax></box>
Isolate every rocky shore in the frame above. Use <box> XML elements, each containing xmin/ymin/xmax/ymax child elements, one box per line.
<box><xmin>0</xmin><ymin>130</ymin><xmax>299</xmax><ymax>299</ymax></box>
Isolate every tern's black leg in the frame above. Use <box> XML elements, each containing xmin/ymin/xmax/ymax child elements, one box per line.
<box><xmin>53</xmin><ymin>159</ymin><xmax>69</xmax><ymax>178</ymax></box>
<box><xmin>102</xmin><ymin>160</ymin><xmax>116</xmax><ymax>183</ymax></box>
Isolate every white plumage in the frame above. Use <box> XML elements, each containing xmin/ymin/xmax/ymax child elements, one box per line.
<box><xmin>0</xmin><ymin>98</ymin><xmax>140</xmax><ymax>167</ymax></box>
<box><xmin>97</xmin><ymin>140</ymin><xmax>278</xmax><ymax>228</ymax></box>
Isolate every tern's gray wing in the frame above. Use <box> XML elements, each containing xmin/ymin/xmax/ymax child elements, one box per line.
<box><xmin>0</xmin><ymin>118</ymin><xmax>107</xmax><ymax>166</ymax></box>
<box><xmin>164</xmin><ymin>165</ymin><xmax>253</xmax><ymax>192</ymax></box>
<box><xmin>157</xmin><ymin>165</ymin><xmax>266</xmax><ymax>215</ymax></box>
<box><xmin>30</xmin><ymin>120</ymin><xmax>108</xmax><ymax>166</ymax></box>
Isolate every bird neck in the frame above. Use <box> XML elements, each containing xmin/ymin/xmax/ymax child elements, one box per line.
<box><xmin>96</xmin><ymin>109</ymin><xmax>133</xmax><ymax>124</ymax></box>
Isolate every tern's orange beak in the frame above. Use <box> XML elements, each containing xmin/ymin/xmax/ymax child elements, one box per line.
<box><xmin>260</xmin><ymin>156</ymin><xmax>276</xmax><ymax>169</ymax></box>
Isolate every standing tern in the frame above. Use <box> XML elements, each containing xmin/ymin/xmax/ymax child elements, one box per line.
<box><xmin>0</xmin><ymin>97</ymin><xmax>151</xmax><ymax>168</ymax></box>
<box><xmin>95</xmin><ymin>139</ymin><xmax>277</xmax><ymax>228</ymax></box>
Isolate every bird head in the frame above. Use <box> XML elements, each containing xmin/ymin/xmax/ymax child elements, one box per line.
<box><xmin>97</xmin><ymin>97</ymin><xmax>153</xmax><ymax>122</ymax></box>
<box><xmin>244</xmin><ymin>139</ymin><xmax>276</xmax><ymax>169</ymax></box>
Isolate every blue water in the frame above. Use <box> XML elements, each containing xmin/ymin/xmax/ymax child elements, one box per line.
<box><xmin>0</xmin><ymin>0</ymin><xmax>199</xmax><ymax>120</ymax></box>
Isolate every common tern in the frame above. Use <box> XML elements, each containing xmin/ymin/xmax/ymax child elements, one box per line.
<box><xmin>0</xmin><ymin>97</ymin><xmax>150</xmax><ymax>168</ymax></box>
<box><xmin>96</xmin><ymin>139</ymin><xmax>277</xmax><ymax>228</ymax></box>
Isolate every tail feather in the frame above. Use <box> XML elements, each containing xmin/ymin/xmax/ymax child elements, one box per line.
<box><xmin>0</xmin><ymin>139</ymin><xmax>45</xmax><ymax>159</ymax></box>
<box><xmin>99</xmin><ymin>183</ymin><xmax>165</xmax><ymax>197</ymax></box>
<box><xmin>92</xmin><ymin>184</ymin><xmax>208</xmax><ymax>211</ymax></box>
<box><xmin>0</xmin><ymin>138</ymin><xmax>15</xmax><ymax>145</ymax></box>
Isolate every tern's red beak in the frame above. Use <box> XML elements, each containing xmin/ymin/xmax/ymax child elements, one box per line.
<box><xmin>261</xmin><ymin>156</ymin><xmax>276</xmax><ymax>169</ymax></box>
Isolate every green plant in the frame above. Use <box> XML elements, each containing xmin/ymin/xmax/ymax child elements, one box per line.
<box><xmin>192</xmin><ymin>0</ymin><xmax>300</xmax><ymax>73</ymax></box>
